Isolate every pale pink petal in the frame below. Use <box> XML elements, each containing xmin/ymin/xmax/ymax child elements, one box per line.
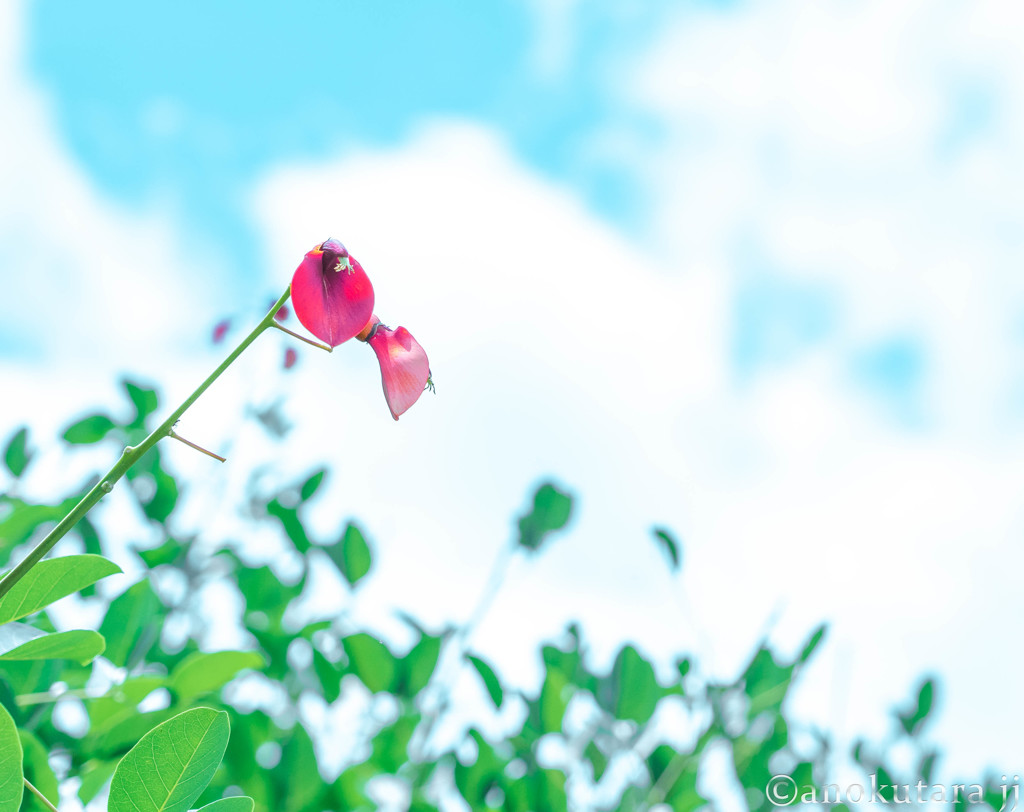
<box><xmin>367</xmin><ymin>325</ymin><xmax>431</xmax><ymax>420</ymax></box>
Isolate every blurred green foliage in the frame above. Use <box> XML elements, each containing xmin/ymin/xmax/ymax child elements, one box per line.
<box><xmin>0</xmin><ymin>383</ymin><xmax>1008</xmax><ymax>811</ymax></box>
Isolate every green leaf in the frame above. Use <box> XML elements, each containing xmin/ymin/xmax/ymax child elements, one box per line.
<box><xmin>0</xmin><ymin>628</ymin><xmax>104</xmax><ymax>664</ymax></box>
<box><xmin>328</xmin><ymin>524</ymin><xmax>372</xmax><ymax>588</ymax></box>
<box><xmin>299</xmin><ymin>469</ymin><xmax>326</xmax><ymax>502</ymax></box>
<box><xmin>585</xmin><ymin>740</ymin><xmax>608</xmax><ymax>781</ymax></box>
<box><xmin>278</xmin><ymin>724</ymin><xmax>321</xmax><ymax>812</ymax></box>
<box><xmin>196</xmin><ymin>799</ymin><xmax>255</xmax><ymax>812</ymax></box>
<box><xmin>540</xmin><ymin>669</ymin><xmax>571</xmax><ymax>733</ymax></box>
<box><xmin>108</xmin><ymin>707</ymin><xmax>230</xmax><ymax>812</ymax></box>
<box><xmin>266</xmin><ymin>499</ymin><xmax>310</xmax><ymax>554</ymax></box>
<box><xmin>2</xmin><ymin>428</ymin><xmax>30</xmax><ymax>478</ymax></box>
<box><xmin>62</xmin><ymin>414</ymin><xmax>117</xmax><ymax>444</ymax></box>
<box><xmin>744</xmin><ymin>647</ymin><xmax>794</xmax><ymax>719</ymax></box>
<box><xmin>516</xmin><ymin>482</ymin><xmax>573</xmax><ymax>552</ymax></box>
<box><xmin>468</xmin><ymin>654</ymin><xmax>503</xmax><ymax>708</ymax></box>
<box><xmin>99</xmin><ymin>580</ymin><xmax>162</xmax><ymax>667</ymax></box>
<box><xmin>77</xmin><ymin>759</ymin><xmax>117</xmax><ymax>804</ymax></box>
<box><xmin>313</xmin><ymin>649</ymin><xmax>342</xmax><ymax>703</ymax></box>
<box><xmin>798</xmin><ymin>624</ymin><xmax>827</xmax><ymax>664</ymax></box>
<box><xmin>612</xmin><ymin>645</ymin><xmax>659</xmax><ymax>725</ymax></box>
<box><xmin>401</xmin><ymin>633</ymin><xmax>441</xmax><ymax>697</ymax></box>
<box><xmin>0</xmin><ymin>554</ymin><xmax>121</xmax><ymax>625</ymax></box>
<box><xmin>342</xmin><ymin>634</ymin><xmax>397</xmax><ymax>693</ymax></box>
<box><xmin>898</xmin><ymin>677</ymin><xmax>936</xmax><ymax>736</ymax></box>
<box><xmin>0</xmin><ymin>701</ymin><xmax>23</xmax><ymax>812</ymax></box>
<box><xmin>652</xmin><ymin>526</ymin><xmax>681</xmax><ymax>571</ymax></box>
<box><xmin>169</xmin><ymin>651</ymin><xmax>265</xmax><ymax>702</ymax></box>
<box><xmin>123</xmin><ymin>379</ymin><xmax>159</xmax><ymax>430</ymax></box>
<box><xmin>89</xmin><ymin>709</ymin><xmax>179</xmax><ymax>758</ymax></box>
<box><xmin>138</xmin><ymin>537</ymin><xmax>187</xmax><ymax>568</ymax></box>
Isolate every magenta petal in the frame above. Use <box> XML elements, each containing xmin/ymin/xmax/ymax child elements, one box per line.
<box><xmin>367</xmin><ymin>326</ymin><xmax>431</xmax><ymax>420</ymax></box>
<box><xmin>290</xmin><ymin>246</ymin><xmax>374</xmax><ymax>347</ymax></box>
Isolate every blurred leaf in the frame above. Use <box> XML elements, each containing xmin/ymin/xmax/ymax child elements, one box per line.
<box><xmin>401</xmin><ymin>633</ymin><xmax>441</xmax><ymax>697</ymax></box>
<box><xmin>278</xmin><ymin>723</ymin><xmax>322</xmax><ymax>812</ymax></box>
<box><xmin>898</xmin><ymin>677</ymin><xmax>936</xmax><ymax>736</ymax></box>
<box><xmin>649</xmin><ymin>745</ymin><xmax>705</xmax><ymax>811</ymax></box>
<box><xmin>0</xmin><ymin>628</ymin><xmax>104</xmax><ymax>664</ymax></box>
<box><xmin>468</xmin><ymin>654</ymin><xmax>503</xmax><ymax>708</ymax></box>
<box><xmin>299</xmin><ymin>469</ymin><xmax>326</xmax><ymax>502</ymax></box>
<box><xmin>585</xmin><ymin>741</ymin><xmax>608</xmax><ymax>781</ymax></box>
<box><xmin>123</xmin><ymin>379</ymin><xmax>159</xmax><ymax>430</ymax></box>
<box><xmin>266</xmin><ymin>498</ymin><xmax>310</xmax><ymax>554</ymax></box>
<box><xmin>652</xmin><ymin>526</ymin><xmax>681</xmax><ymax>571</ymax></box>
<box><xmin>798</xmin><ymin>624</ymin><xmax>827</xmax><ymax>665</ymax></box>
<box><xmin>19</xmin><ymin>729</ymin><xmax>58</xmax><ymax>811</ymax></box>
<box><xmin>370</xmin><ymin>714</ymin><xmax>419</xmax><ymax>773</ymax></box>
<box><xmin>169</xmin><ymin>651</ymin><xmax>265</xmax><ymax>702</ymax></box>
<box><xmin>108</xmin><ymin>707</ymin><xmax>229</xmax><ymax>812</ymax></box>
<box><xmin>233</xmin><ymin>560</ymin><xmax>303</xmax><ymax>627</ymax></box>
<box><xmin>610</xmin><ymin>645</ymin><xmax>659</xmax><ymax>724</ymax></box>
<box><xmin>744</xmin><ymin>647</ymin><xmax>794</xmax><ymax>719</ymax></box>
<box><xmin>873</xmin><ymin>768</ymin><xmax>896</xmax><ymax>803</ymax></box>
<box><xmin>327</xmin><ymin>524</ymin><xmax>372</xmax><ymax>588</ymax></box>
<box><xmin>86</xmin><ymin>675</ymin><xmax>165</xmax><ymax>730</ymax></box>
<box><xmin>138</xmin><ymin>536</ymin><xmax>186</xmax><ymax>568</ymax></box>
<box><xmin>0</xmin><ymin>554</ymin><xmax>121</xmax><ymax>625</ymax></box>
<box><xmin>98</xmin><ymin>580</ymin><xmax>162</xmax><ymax>668</ymax></box>
<box><xmin>126</xmin><ymin>447</ymin><xmax>179</xmax><ymax>523</ymax></box>
<box><xmin>919</xmin><ymin>750</ymin><xmax>938</xmax><ymax>783</ymax></box>
<box><xmin>334</xmin><ymin>761</ymin><xmax>375</xmax><ymax>810</ymax></box>
<box><xmin>76</xmin><ymin>517</ymin><xmax>104</xmax><ymax>559</ymax></box>
<box><xmin>540</xmin><ymin>669</ymin><xmax>571</xmax><ymax>733</ymax></box>
<box><xmin>62</xmin><ymin>414</ymin><xmax>117</xmax><ymax>444</ymax></box>
<box><xmin>0</xmin><ymin>701</ymin><xmax>23</xmax><ymax>812</ymax></box>
<box><xmin>342</xmin><ymin>634</ymin><xmax>397</xmax><ymax>693</ymax></box>
<box><xmin>516</xmin><ymin>482</ymin><xmax>573</xmax><ymax>552</ymax></box>
<box><xmin>77</xmin><ymin>759</ymin><xmax>117</xmax><ymax>804</ymax></box>
<box><xmin>197</xmin><ymin>799</ymin><xmax>255</xmax><ymax>812</ymax></box>
<box><xmin>313</xmin><ymin>649</ymin><xmax>342</xmax><ymax>703</ymax></box>
<box><xmin>2</xmin><ymin>428</ymin><xmax>30</xmax><ymax>478</ymax></box>
<box><xmin>0</xmin><ymin>494</ymin><xmax>82</xmax><ymax>562</ymax></box>
<box><xmin>454</xmin><ymin>729</ymin><xmax>506</xmax><ymax>806</ymax></box>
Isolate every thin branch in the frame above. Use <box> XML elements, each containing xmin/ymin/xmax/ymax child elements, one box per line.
<box><xmin>271</xmin><ymin>321</ymin><xmax>333</xmax><ymax>352</ymax></box>
<box><xmin>24</xmin><ymin>778</ymin><xmax>59</xmax><ymax>812</ymax></box>
<box><xmin>168</xmin><ymin>430</ymin><xmax>226</xmax><ymax>463</ymax></box>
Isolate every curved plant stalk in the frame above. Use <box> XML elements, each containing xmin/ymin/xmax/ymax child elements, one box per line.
<box><xmin>0</xmin><ymin>286</ymin><xmax>323</xmax><ymax>603</ymax></box>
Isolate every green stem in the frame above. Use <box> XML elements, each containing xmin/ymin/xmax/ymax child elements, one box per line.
<box><xmin>0</xmin><ymin>286</ymin><xmax>293</xmax><ymax>603</ymax></box>
<box><xmin>24</xmin><ymin>778</ymin><xmax>59</xmax><ymax>812</ymax></box>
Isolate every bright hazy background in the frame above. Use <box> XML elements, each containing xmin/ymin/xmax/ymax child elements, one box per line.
<box><xmin>2</xmin><ymin>0</ymin><xmax>1023</xmax><ymax>785</ymax></box>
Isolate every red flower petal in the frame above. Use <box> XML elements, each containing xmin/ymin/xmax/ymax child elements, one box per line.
<box><xmin>290</xmin><ymin>242</ymin><xmax>374</xmax><ymax>347</ymax></box>
<box><xmin>367</xmin><ymin>324</ymin><xmax>431</xmax><ymax>420</ymax></box>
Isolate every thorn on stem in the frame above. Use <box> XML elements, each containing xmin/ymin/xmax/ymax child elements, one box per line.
<box><xmin>168</xmin><ymin>430</ymin><xmax>226</xmax><ymax>463</ymax></box>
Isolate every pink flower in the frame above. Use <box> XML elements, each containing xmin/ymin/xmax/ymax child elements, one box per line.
<box><xmin>290</xmin><ymin>238</ymin><xmax>374</xmax><ymax>347</ymax></box>
<box><xmin>358</xmin><ymin>316</ymin><xmax>432</xmax><ymax>420</ymax></box>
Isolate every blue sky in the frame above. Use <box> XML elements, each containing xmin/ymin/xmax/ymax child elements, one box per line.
<box><xmin>4</xmin><ymin>0</ymin><xmax>1024</xmax><ymax>799</ymax></box>
<box><xmin>27</xmin><ymin>1</ymin><xmax>668</xmax><ymax>260</ymax></box>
